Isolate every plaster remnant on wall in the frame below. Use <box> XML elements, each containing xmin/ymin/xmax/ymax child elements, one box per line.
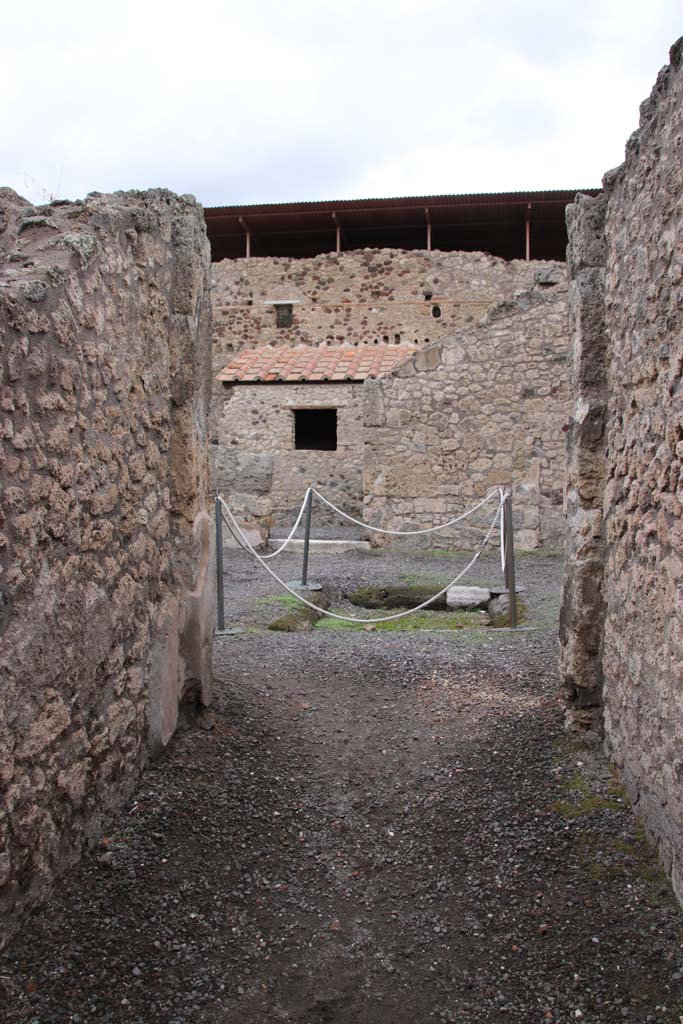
<box><xmin>0</xmin><ymin>187</ymin><xmax>214</xmax><ymax>949</ymax></box>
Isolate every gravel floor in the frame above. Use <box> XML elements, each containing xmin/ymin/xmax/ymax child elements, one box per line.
<box><xmin>2</xmin><ymin>546</ymin><xmax>683</xmax><ymax>1024</ymax></box>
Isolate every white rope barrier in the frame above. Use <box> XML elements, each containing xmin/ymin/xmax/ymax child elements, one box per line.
<box><xmin>260</xmin><ymin>485</ymin><xmax>505</xmax><ymax>563</ymax></box>
<box><xmin>218</xmin><ymin>493</ymin><xmax>505</xmax><ymax>625</ymax></box>
<box><xmin>310</xmin><ymin>486</ymin><xmax>503</xmax><ymax>536</ymax></box>
<box><xmin>500</xmin><ymin>499</ymin><xmax>506</xmax><ymax>573</ymax></box>
<box><xmin>259</xmin><ymin>487</ymin><xmax>312</xmax><ymax>560</ymax></box>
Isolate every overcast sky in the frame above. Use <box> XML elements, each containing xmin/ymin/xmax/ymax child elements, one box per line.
<box><xmin>1</xmin><ymin>1</ymin><xmax>681</xmax><ymax>208</ymax></box>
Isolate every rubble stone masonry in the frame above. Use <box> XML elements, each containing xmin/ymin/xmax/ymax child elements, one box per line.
<box><xmin>211</xmin><ymin>249</ymin><xmax>570</xmax><ymax>543</ymax></box>
<box><xmin>560</xmin><ymin>38</ymin><xmax>683</xmax><ymax>901</ymax></box>
<box><xmin>211</xmin><ymin>248</ymin><xmax>553</xmax><ymax>369</ymax></box>
<box><xmin>362</xmin><ymin>284</ymin><xmax>570</xmax><ymax>550</ymax></box>
<box><xmin>214</xmin><ymin>382</ymin><xmax>365</xmax><ymax>526</ymax></box>
<box><xmin>0</xmin><ymin>188</ymin><xmax>214</xmax><ymax>947</ymax></box>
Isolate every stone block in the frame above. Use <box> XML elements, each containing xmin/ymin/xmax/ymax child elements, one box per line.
<box><xmin>446</xmin><ymin>585</ymin><xmax>491</xmax><ymax>610</ymax></box>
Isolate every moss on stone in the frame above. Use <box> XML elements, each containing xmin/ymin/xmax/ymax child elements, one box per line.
<box><xmin>487</xmin><ymin>594</ymin><xmax>528</xmax><ymax>627</ymax></box>
<box><xmin>347</xmin><ymin>584</ymin><xmax>447</xmax><ymax>610</ymax></box>
<box><xmin>267</xmin><ymin>594</ymin><xmax>330</xmax><ymax>632</ymax></box>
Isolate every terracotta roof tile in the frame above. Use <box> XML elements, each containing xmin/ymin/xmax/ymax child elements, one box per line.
<box><xmin>216</xmin><ymin>343</ymin><xmax>415</xmax><ymax>384</ymax></box>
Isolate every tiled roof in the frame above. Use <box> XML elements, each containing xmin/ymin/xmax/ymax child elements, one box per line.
<box><xmin>215</xmin><ymin>344</ymin><xmax>415</xmax><ymax>383</ymax></box>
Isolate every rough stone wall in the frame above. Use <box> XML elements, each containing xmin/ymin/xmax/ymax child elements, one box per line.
<box><xmin>211</xmin><ymin>248</ymin><xmax>555</xmax><ymax>371</ymax></box>
<box><xmin>212</xmin><ymin>249</ymin><xmax>568</xmax><ymax>539</ymax></box>
<box><xmin>0</xmin><ymin>188</ymin><xmax>214</xmax><ymax>948</ymax></box>
<box><xmin>559</xmin><ymin>194</ymin><xmax>609</xmax><ymax>731</ymax></box>
<box><xmin>362</xmin><ymin>281</ymin><xmax>570</xmax><ymax>549</ymax></box>
<box><xmin>560</xmin><ymin>38</ymin><xmax>683</xmax><ymax>902</ymax></box>
<box><xmin>214</xmin><ymin>382</ymin><xmax>364</xmax><ymax>527</ymax></box>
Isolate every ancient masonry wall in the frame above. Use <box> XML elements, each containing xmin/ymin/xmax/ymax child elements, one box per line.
<box><xmin>362</xmin><ymin>283</ymin><xmax>570</xmax><ymax>550</ymax></box>
<box><xmin>211</xmin><ymin>248</ymin><xmax>553</xmax><ymax>368</ymax></box>
<box><xmin>0</xmin><ymin>188</ymin><xmax>214</xmax><ymax>948</ymax></box>
<box><xmin>211</xmin><ymin>250</ymin><xmax>568</xmax><ymax>540</ymax></box>
<box><xmin>214</xmin><ymin>382</ymin><xmax>364</xmax><ymax>526</ymax></box>
<box><xmin>560</xmin><ymin>38</ymin><xmax>683</xmax><ymax>901</ymax></box>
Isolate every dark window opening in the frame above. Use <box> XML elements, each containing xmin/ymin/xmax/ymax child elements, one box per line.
<box><xmin>294</xmin><ymin>408</ymin><xmax>337</xmax><ymax>451</ymax></box>
<box><xmin>275</xmin><ymin>303</ymin><xmax>293</xmax><ymax>327</ymax></box>
<box><xmin>432</xmin><ymin>304</ymin><xmax>441</xmax><ymax>318</ymax></box>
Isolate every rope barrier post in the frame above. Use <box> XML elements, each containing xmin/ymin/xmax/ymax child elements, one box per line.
<box><xmin>220</xmin><ymin>488</ymin><xmax>504</xmax><ymax>624</ymax></box>
<box><xmin>503</xmin><ymin>492</ymin><xmax>518</xmax><ymax>628</ymax></box>
<box><xmin>301</xmin><ymin>487</ymin><xmax>313</xmax><ymax>587</ymax></box>
<box><xmin>215</xmin><ymin>496</ymin><xmax>225</xmax><ymax>632</ymax></box>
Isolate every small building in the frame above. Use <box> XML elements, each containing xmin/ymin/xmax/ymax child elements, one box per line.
<box><xmin>214</xmin><ymin>343</ymin><xmax>414</xmax><ymax>529</ymax></box>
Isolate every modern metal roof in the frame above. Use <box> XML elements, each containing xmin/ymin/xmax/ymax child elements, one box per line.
<box><xmin>205</xmin><ymin>189</ymin><xmax>601</xmax><ymax>262</ymax></box>
<box><xmin>216</xmin><ymin>343</ymin><xmax>415</xmax><ymax>384</ymax></box>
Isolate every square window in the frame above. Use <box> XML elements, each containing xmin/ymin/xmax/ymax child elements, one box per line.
<box><xmin>275</xmin><ymin>303</ymin><xmax>293</xmax><ymax>328</ymax></box>
<box><xmin>294</xmin><ymin>408</ymin><xmax>337</xmax><ymax>451</ymax></box>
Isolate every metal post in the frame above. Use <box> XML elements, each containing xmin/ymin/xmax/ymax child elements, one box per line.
<box><xmin>503</xmin><ymin>493</ymin><xmax>518</xmax><ymax>628</ymax></box>
<box><xmin>525</xmin><ymin>202</ymin><xmax>531</xmax><ymax>261</ymax></box>
<box><xmin>301</xmin><ymin>488</ymin><xmax>313</xmax><ymax>588</ymax></box>
<box><xmin>215</xmin><ymin>497</ymin><xmax>225</xmax><ymax>632</ymax></box>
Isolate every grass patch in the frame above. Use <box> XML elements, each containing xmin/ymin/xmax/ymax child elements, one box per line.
<box><xmin>552</xmin><ymin>793</ymin><xmax>625</xmax><ymax>819</ymax></box>
<box><xmin>316</xmin><ymin>608</ymin><xmax>489</xmax><ymax>632</ymax></box>
<box><xmin>553</xmin><ymin>736</ymin><xmax>597</xmax><ymax>762</ymax></box>
<box><xmin>553</xmin><ymin>742</ymin><xmax>679</xmax><ymax>909</ymax></box>
<box><xmin>613</xmin><ymin>828</ymin><xmax>675</xmax><ymax>907</ymax></box>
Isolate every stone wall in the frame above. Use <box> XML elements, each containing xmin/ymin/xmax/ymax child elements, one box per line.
<box><xmin>560</xmin><ymin>38</ymin><xmax>683</xmax><ymax>901</ymax></box>
<box><xmin>0</xmin><ymin>188</ymin><xmax>214</xmax><ymax>948</ymax></box>
<box><xmin>211</xmin><ymin>249</ymin><xmax>569</xmax><ymax>541</ymax></box>
<box><xmin>214</xmin><ymin>382</ymin><xmax>364</xmax><ymax>527</ymax></box>
<box><xmin>559</xmin><ymin>193</ymin><xmax>609</xmax><ymax>731</ymax></box>
<box><xmin>211</xmin><ymin>248</ymin><xmax>553</xmax><ymax>370</ymax></box>
<box><xmin>362</xmin><ymin>283</ymin><xmax>570</xmax><ymax>550</ymax></box>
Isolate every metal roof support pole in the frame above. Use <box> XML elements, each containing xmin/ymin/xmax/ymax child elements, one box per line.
<box><xmin>425</xmin><ymin>207</ymin><xmax>432</xmax><ymax>252</ymax></box>
<box><xmin>239</xmin><ymin>216</ymin><xmax>252</xmax><ymax>258</ymax></box>
<box><xmin>525</xmin><ymin>202</ymin><xmax>531</xmax><ymax>261</ymax></box>
<box><xmin>332</xmin><ymin>211</ymin><xmax>342</xmax><ymax>254</ymax></box>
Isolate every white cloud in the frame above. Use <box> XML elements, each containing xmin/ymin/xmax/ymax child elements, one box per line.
<box><xmin>0</xmin><ymin>0</ymin><xmax>681</xmax><ymax>206</ymax></box>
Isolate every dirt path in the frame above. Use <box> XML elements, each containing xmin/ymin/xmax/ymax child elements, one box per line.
<box><xmin>2</xmin><ymin>550</ymin><xmax>682</xmax><ymax>1023</ymax></box>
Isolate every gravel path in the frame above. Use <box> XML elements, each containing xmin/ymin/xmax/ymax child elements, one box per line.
<box><xmin>2</xmin><ymin>547</ymin><xmax>682</xmax><ymax>1024</ymax></box>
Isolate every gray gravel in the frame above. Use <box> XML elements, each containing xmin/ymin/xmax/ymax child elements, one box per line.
<box><xmin>2</xmin><ymin>546</ymin><xmax>682</xmax><ymax>1024</ymax></box>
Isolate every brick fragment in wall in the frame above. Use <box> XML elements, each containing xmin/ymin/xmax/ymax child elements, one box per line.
<box><xmin>0</xmin><ymin>187</ymin><xmax>214</xmax><ymax>950</ymax></box>
<box><xmin>560</xmin><ymin>37</ymin><xmax>683</xmax><ymax>907</ymax></box>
